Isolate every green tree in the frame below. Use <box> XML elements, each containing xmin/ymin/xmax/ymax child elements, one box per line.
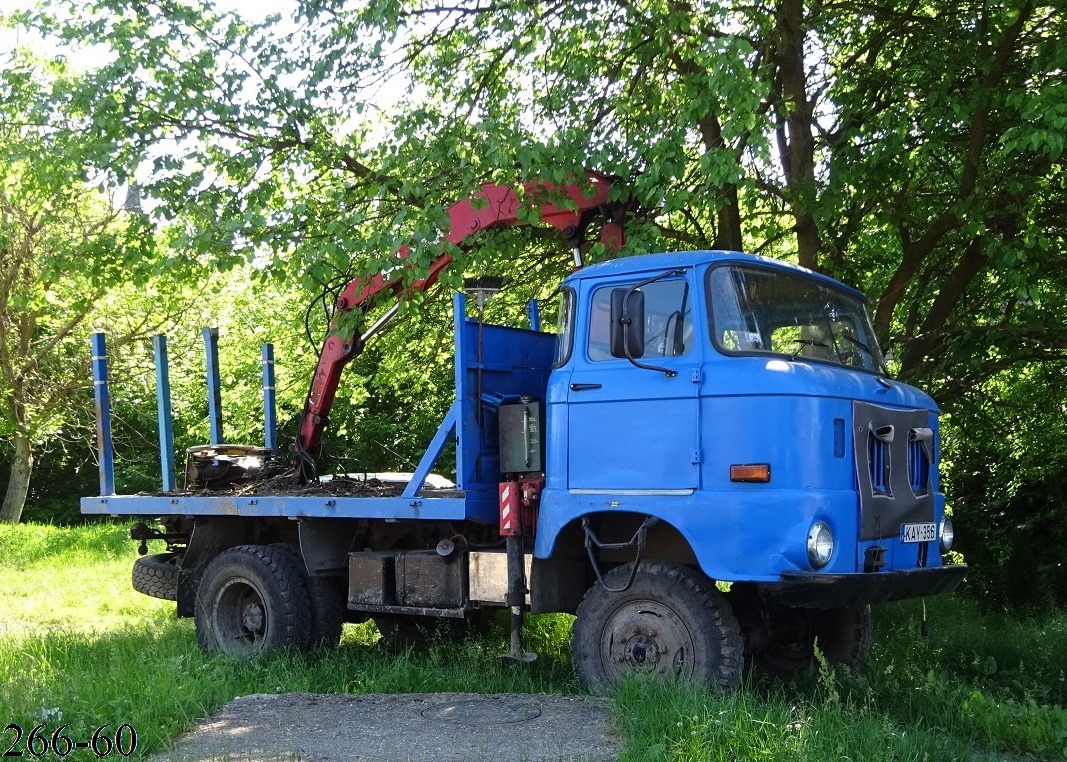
<box><xmin>21</xmin><ymin>0</ymin><xmax>1063</xmax><ymax>385</ymax></box>
<box><xmin>11</xmin><ymin>0</ymin><xmax>1067</xmax><ymax>604</ymax></box>
<box><xmin>945</xmin><ymin>361</ymin><xmax>1067</xmax><ymax>609</ymax></box>
<box><xmin>313</xmin><ymin>0</ymin><xmax>1066</xmax><ymax>384</ymax></box>
<box><xmin>43</xmin><ymin>0</ymin><xmax>1061</xmax><ymax>395</ymax></box>
<box><xmin>0</xmin><ymin>44</ymin><xmax>195</xmax><ymax>522</ymax></box>
<box><xmin>0</xmin><ymin>168</ymin><xmax>160</xmax><ymax>523</ymax></box>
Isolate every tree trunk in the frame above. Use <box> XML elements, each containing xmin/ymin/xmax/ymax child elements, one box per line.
<box><xmin>774</xmin><ymin>0</ymin><xmax>821</xmax><ymax>270</ymax></box>
<box><xmin>714</xmin><ymin>183</ymin><xmax>744</xmax><ymax>252</ymax></box>
<box><xmin>0</xmin><ymin>434</ymin><xmax>33</xmax><ymax>523</ymax></box>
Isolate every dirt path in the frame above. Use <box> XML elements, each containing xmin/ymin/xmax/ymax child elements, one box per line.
<box><xmin>153</xmin><ymin>692</ymin><xmax>622</xmax><ymax>762</ymax></box>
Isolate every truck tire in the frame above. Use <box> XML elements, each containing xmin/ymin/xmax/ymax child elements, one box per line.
<box><xmin>132</xmin><ymin>553</ymin><xmax>181</xmax><ymax>601</ymax></box>
<box><xmin>812</xmin><ymin>605</ymin><xmax>872</xmax><ymax>670</ymax></box>
<box><xmin>746</xmin><ymin>604</ymin><xmax>815</xmax><ymax>678</ymax></box>
<box><xmin>269</xmin><ymin>544</ymin><xmax>345</xmax><ymax>650</ymax></box>
<box><xmin>195</xmin><ymin>545</ymin><xmax>312</xmax><ymax>657</ymax></box>
<box><xmin>747</xmin><ymin>604</ymin><xmax>872</xmax><ymax>678</ymax></box>
<box><xmin>571</xmin><ymin>561</ymin><xmax>744</xmax><ymax>693</ymax></box>
<box><xmin>306</xmin><ymin>575</ymin><xmax>346</xmax><ymax>649</ymax></box>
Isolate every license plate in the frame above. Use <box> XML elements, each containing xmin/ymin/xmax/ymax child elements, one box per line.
<box><xmin>901</xmin><ymin>523</ymin><xmax>937</xmax><ymax>543</ymax></box>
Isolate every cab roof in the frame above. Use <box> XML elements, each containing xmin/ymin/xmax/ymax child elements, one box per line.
<box><xmin>565</xmin><ymin>250</ymin><xmax>867</xmax><ymax>302</ymax></box>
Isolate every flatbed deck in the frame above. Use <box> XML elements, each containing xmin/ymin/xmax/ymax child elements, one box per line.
<box><xmin>80</xmin><ymin>491</ymin><xmax>469</xmax><ymax>520</ymax></box>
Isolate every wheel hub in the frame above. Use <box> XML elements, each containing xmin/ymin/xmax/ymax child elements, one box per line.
<box><xmin>241</xmin><ymin>601</ymin><xmax>265</xmax><ymax>633</ymax></box>
<box><xmin>607</xmin><ymin>608</ymin><xmax>691</xmax><ymax>679</ymax></box>
<box><xmin>619</xmin><ymin>631</ymin><xmax>663</xmax><ymax>668</ymax></box>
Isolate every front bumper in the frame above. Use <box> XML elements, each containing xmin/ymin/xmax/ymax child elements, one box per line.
<box><xmin>760</xmin><ymin>564</ymin><xmax>967</xmax><ymax>608</ymax></box>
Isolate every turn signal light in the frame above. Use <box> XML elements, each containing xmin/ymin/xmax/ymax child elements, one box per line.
<box><xmin>730</xmin><ymin>463</ymin><xmax>771</xmax><ymax>483</ymax></box>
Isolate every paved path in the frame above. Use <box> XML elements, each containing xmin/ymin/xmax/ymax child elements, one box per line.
<box><xmin>154</xmin><ymin>693</ymin><xmax>623</xmax><ymax>762</ymax></box>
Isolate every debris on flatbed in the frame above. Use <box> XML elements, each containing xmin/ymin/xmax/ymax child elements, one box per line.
<box><xmin>230</xmin><ymin>474</ymin><xmax>406</xmax><ymax>498</ymax></box>
<box><xmin>142</xmin><ymin>474</ymin><xmax>461</xmax><ymax>499</ymax></box>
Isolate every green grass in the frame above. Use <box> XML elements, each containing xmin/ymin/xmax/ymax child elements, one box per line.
<box><xmin>1</xmin><ymin>522</ymin><xmax>1065</xmax><ymax>760</ymax></box>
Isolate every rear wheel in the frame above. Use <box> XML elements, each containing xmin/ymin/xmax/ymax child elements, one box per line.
<box><xmin>269</xmin><ymin>544</ymin><xmax>345</xmax><ymax>650</ymax></box>
<box><xmin>305</xmin><ymin>575</ymin><xmax>346</xmax><ymax>649</ymax></box>
<box><xmin>195</xmin><ymin>545</ymin><xmax>312</xmax><ymax>657</ymax></box>
<box><xmin>571</xmin><ymin>561</ymin><xmax>744</xmax><ymax>693</ymax></box>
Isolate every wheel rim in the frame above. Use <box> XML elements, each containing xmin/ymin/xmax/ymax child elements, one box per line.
<box><xmin>600</xmin><ymin>599</ymin><xmax>696</xmax><ymax>683</ymax></box>
<box><xmin>213</xmin><ymin>577</ymin><xmax>269</xmax><ymax>655</ymax></box>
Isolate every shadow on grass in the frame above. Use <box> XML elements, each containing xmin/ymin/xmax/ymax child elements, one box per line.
<box><xmin>0</xmin><ymin>613</ymin><xmax>580</xmax><ymax>757</ymax></box>
<box><xmin>612</xmin><ymin>598</ymin><xmax>1067</xmax><ymax>762</ymax></box>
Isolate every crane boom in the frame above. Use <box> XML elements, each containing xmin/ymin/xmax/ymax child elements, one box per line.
<box><xmin>295</xmin><ymin>171</ymin><xmax>627</xmax><ymax>472</ymax></box>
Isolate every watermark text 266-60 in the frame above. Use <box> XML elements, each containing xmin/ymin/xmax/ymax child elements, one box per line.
<box><xmin>3</xmin><ymin>723</ymin><xmax>137</xmax><ymax>758</ymax></box>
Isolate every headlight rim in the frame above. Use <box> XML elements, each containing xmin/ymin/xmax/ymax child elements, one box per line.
<box><xmin>807</xmin><ymin>521</ymin><xmax>834</xmax><ymax>569</ymax></box>
<box><xmin>940</xmin><ymin>517</ymin><xmax>955</xmax><ymax>552</ymax></box>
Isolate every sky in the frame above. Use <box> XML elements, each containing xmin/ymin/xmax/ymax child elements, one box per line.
<box><xmin>0</xmin><ymin>0</ymin><xmax>295</xmax><ymax>20</ymax></box>
<box><xmin>0</xmin><ymin>0</ymin><xmax>299</xmax><ymax>67</ymax></box>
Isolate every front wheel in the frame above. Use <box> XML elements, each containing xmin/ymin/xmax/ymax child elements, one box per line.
<box><xmin>812</xmin><ymin>605</ymin><xmax>872</xmax><ymax>670</ymax></box>
<box><xmin>571</xmin><ymin>561</ymin><xmax>744</xmax><ymax>693</ymax></box>
<box><xmin>195</xmin><ymin>545</ymin><xmax>312</xmax><ymax>657</ymax></box>
<box><xmin>741</xmin><ymin>603</ymin><xmax>873</xmax><ymax>678</ymax></box>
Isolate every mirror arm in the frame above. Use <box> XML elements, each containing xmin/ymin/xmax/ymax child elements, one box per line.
<box><xmin>620</xmin><ymin>271</ymin><xmax>686</xmax><ymax>378</ymax></box>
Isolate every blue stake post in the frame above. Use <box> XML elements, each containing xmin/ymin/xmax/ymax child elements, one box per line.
<box><xmin>91</xmin><ymin>332</ymin><xmax>115</xmax><ymax>496</ymax></box>
<box><xmin>202</xmin><ymin>327</ymin><xmax>224</xmax><ymax>444</ymax></box>
<box><xmin>526</xmin><ymin>299</ymin><xmax>541</xmax><ymax>332</ymax></box>
<box><xmin>261</xmin><ymin>343</ymin><xmax>277</xmax><ymax>452</ymax></box>
<box><xmin>154</xmin><ymin>335</ymin><xmax>176</xmax><ymax>491</ymax></box>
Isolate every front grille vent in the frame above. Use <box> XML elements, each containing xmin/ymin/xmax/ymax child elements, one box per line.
<box><xmin>909</xmin><ymin>439</ymin><xmax>930</xmax><ymax>494</ymax></box>
<box><xmin>854</xmin><ymin>402</ymin><xmax>935</xmax><ymax>541</ymax></box>
<box><xmin>868</xmin><ymin>428</ymin><xmax>892</xmax><ymax>496</ymax></box>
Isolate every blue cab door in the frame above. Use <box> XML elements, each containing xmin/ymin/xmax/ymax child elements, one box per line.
<box><xmin>566</xmin><ymin>273</ymin><xmax>703</xmax><ymax>491</ymax></box>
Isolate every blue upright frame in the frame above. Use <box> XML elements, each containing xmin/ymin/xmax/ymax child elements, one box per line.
<box><xmin>203</xmin><ymin>328</ymin><xmax>223</xmax><ymax>444</ymax></box>
<box><xmin>91</xmin><ymin>332</ymin><xmax>115</xmax><ymax>496</ymax></box>
<box><xmin>262</xmin><ymin>343</ymin><xmax>278</xmax><ymax>452</ymax></box>
<box><xmin>82</xmin><ymin>293</ymin><xmax>553</xmax><ymax>524</ymax></box>
<box><xmin>154</xmin><ymin>335</ymin><xmax>176</xmax><ymax>491</ymax></box>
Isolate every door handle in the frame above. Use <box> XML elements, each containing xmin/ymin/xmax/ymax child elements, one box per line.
<box><xmin>570</xmin><ymin>383</ymin><xmax>602</xmax><ymax>391</ymax></box>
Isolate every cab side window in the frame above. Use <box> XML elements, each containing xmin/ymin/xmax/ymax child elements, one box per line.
<box><xmin>588</xmin><ymin>279</ymin><xmax>692</xmax><ymax>361</ymax></box>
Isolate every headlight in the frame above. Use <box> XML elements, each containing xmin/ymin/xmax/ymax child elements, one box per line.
<box><xmin>940</xmin><ymin>518</ymin><xmax>954</xmax><ymax>552</ymax></box>
<box><xmin>807</xmin><ymin>521</ymin><xmax>834</xmax><ymax>569</ymax></box>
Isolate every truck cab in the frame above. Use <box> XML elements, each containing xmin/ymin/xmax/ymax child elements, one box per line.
<box><xmin>531</xmin><ymin>251</ymin><xmax>963</xmax><ymax>689</ymax></box>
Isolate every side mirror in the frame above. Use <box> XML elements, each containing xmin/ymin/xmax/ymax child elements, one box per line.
<box><xmin>610</xmin><ymin>288</ymin><xmax>644</xmax><ymax>358</ymax></box>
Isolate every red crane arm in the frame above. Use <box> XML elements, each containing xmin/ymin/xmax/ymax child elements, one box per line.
<box><xmin>295</xmin><ymin>170</ymin><xmax>626</xmax><ymax>463</ymax></box>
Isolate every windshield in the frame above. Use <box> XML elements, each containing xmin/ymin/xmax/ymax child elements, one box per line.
<box><xmin>707</xmin><ymin>265</ymin><xmax>888</xmax><ymax>375</ymax></box>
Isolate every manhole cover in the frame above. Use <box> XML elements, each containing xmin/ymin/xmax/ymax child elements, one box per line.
<box><xmin>421</xmin><ymin>698</ymin><xmax>543</xmax><ymax>726</ymax></box>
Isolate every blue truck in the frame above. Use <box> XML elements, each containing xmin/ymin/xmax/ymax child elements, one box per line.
<box><xmin>83</xmin><ymin>174</ymin><xmax>965</xmax><ymax>691</ymax></box>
